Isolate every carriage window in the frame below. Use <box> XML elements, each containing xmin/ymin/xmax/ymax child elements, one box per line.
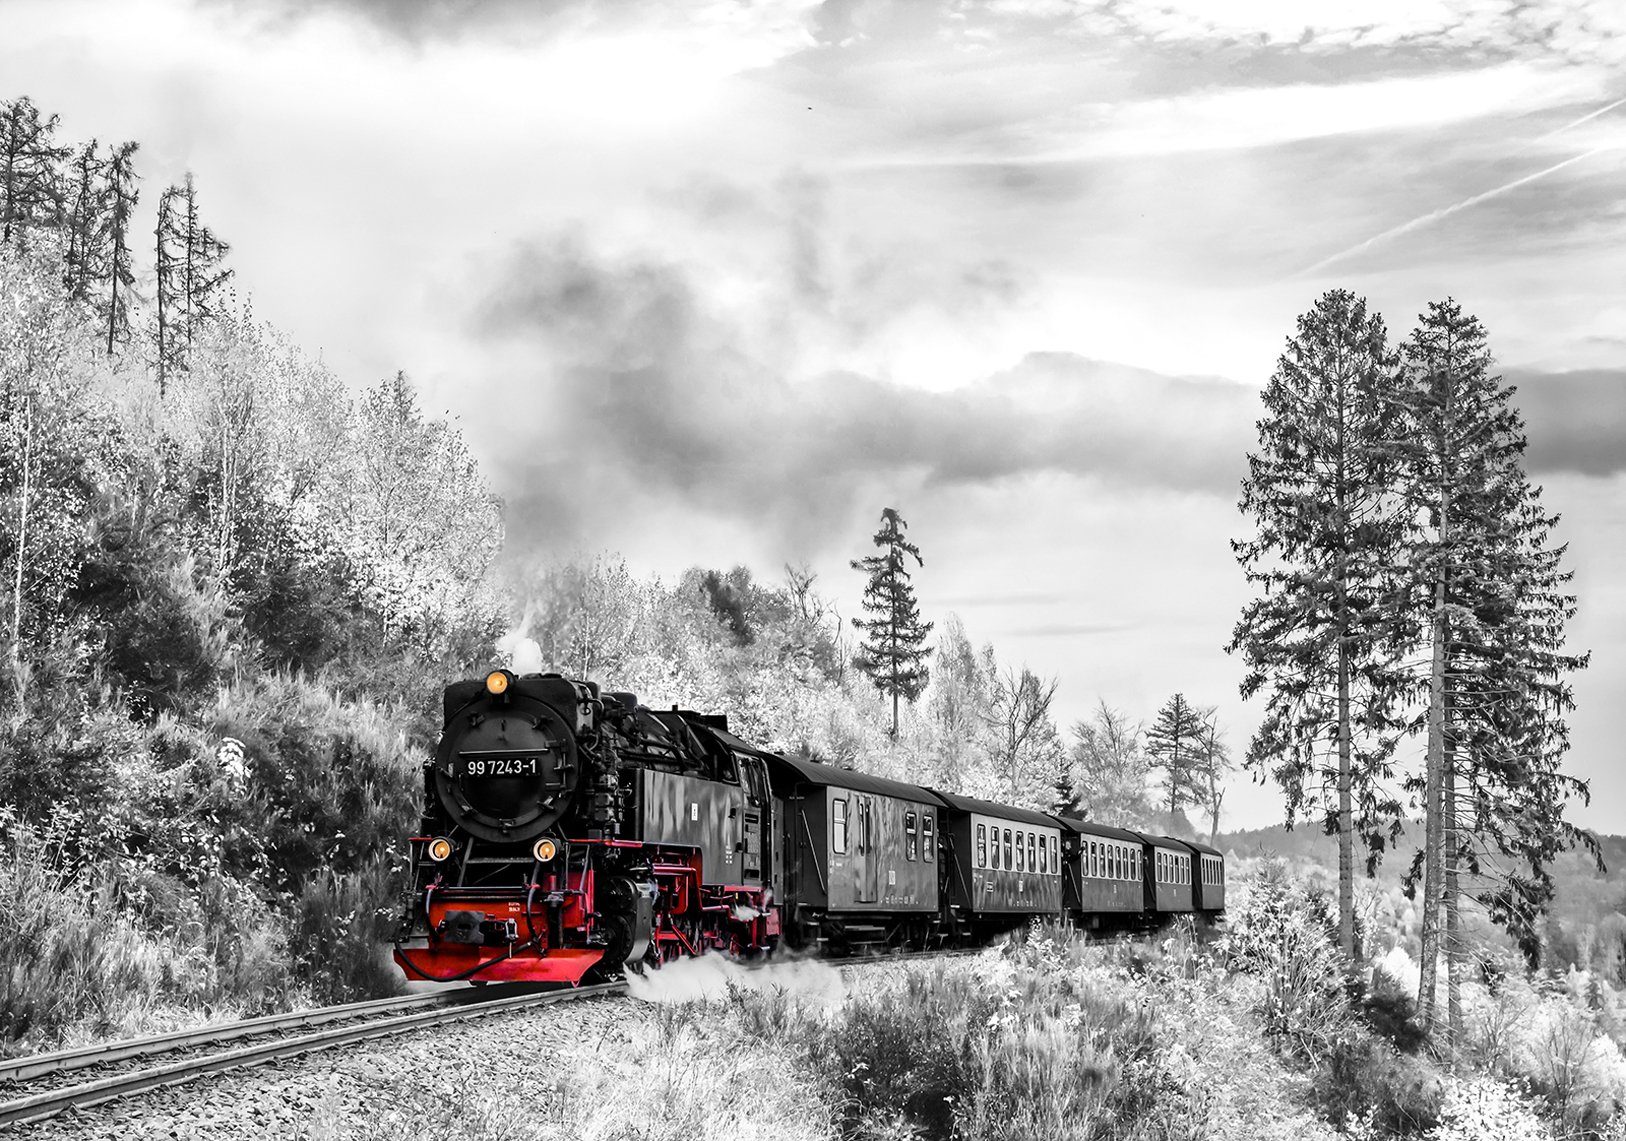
<box><xmin>977</xmin><ymin>823</ymin><xmax>987</xmax><ymax>868</ymax></box>
<box><xmin>1088</xmin><ymin>842</ymin><xmax>1097</xmax><ymax>878</ymax></box>
<box><xmin>923</xmin><ymin>815</ymin><xmax>935</xmax><ymax>863</ymax></box>
<box><xmin>1039</xmin><ymin>836</ymin><xmax>1048</xmax><ymax>874</ymax></box>
<box><xmin>1004</xmin><ymin>829</ymin><xmax>1013</xmax><ymax>869</ymax></box>
<box><xmin>905</xmin><ymin>812</ymin><xmax>918</xmax><ymax>861</ymax></box>
<box><xmin>1118</xmin><ymin>847</ymin><xmax>1125</xmax><ymax>880</ymax></box>
<box><xmin>832</xmin><ymin>798</ymin><xmax>848</xmax><ymax>854</ymax></box>
<box><xmin>991</xmin><ymin>825</ymin><xmax>1000</xmax><ymax>869</ymax></box>
<box><xmin>1027</xmin><ymin>833</ymin><xmax>1035</xmax><ymax>872</ymax></box>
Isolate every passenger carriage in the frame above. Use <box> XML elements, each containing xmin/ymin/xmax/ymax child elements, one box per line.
<box><xmin>934</xmin><ymin>792</ymin><xmax>1063</xmax><ymax>938</ymax></box>
<box><xmin>764</xmin><ymin>755</ymin><xmax>942</xmax><ymax>951</ymax></box>
<box><xmin>1139</xmin><ymin>833</ymin><xmax>1196</xmax><ymax>914</ymax></box>
<box><xmin>1056</xmin><ymin>818</ymin><xmax>1146</xmax><ymax>928</ymax></box>
<box><xmin>1163</xmin><ymin>837</ymin><xmax>1226</xmax><ymax>915</ymax></box>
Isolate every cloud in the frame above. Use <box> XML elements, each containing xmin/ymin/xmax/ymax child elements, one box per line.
<box><xmin>1508</xmin><ymin>367</ymin><xmax>1626</xmax><ymax>477</ymax></box>
<box><xmin>465</xmin><ymin>235</ymin><xmax>1257</xmax><ymax>557</ymax></box>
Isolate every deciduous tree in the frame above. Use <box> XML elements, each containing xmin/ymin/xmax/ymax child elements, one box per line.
<box><xmin>1067</xmin><ymin>699</ymin><xmax>1153</xmax><ymax>827</ymax></box>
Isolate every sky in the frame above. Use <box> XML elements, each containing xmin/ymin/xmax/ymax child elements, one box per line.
<box><xmin>4</xmin><ymin>0</ymin><xmax>1622</xmax><ymax>832</ymax></box>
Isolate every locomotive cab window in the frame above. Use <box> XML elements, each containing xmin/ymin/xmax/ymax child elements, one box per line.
<box><xmin>832</xmin><ymin>797</ymin><xmax>848</xmax><ymax>854</ymax></box>
<box><xmin>923</xmin><ymin>815</ymin><xmax>935</xmax><ymax>862</ymax></box>
<box><xmin>905</xmin><ymin>811</ymin><xmax>918</xmax><ymax>861</ymax></box>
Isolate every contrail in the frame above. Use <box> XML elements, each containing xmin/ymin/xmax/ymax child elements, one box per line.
<box><xmin>1300</xmin><ymin>147</ymin><xmax>1611</xmax><ymax>277</ymax></box>
<box><xmin>1533</xmin><ymin>95</ymin><xmax>1626</xmax><ymax>144</ymax></box>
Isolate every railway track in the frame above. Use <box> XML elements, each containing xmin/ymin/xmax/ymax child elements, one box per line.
<box><xmin>0</xmin><ymin>946</ymin><xmax>976</xmax><ymax>1131</ymax></box>
<box><xmin>0</xmin><ymin>981</ymin><xmax>625</xmax><ymax>1131</ymax></box>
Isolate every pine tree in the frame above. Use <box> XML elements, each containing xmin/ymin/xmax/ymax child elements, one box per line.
<box><xmin>0</xmin><ymin>97</ymin><xmax>68</xmax><ymax>250</ymax></box>
<box><xmin>1229</xmin><ymin>288</ymin><xmax>1412</xmax><ymax>964</ymax></box>
<box><xmin>850</xmin><ymin>507</ymin><xmax>933</xmax><ymax>737</ymax></box>
<box><xmin>1395</xmin><ymin>298</ymin><xmax>1595</xmax><ymax>1047</ymax></box>
<box><xmin>1144</xmin><ymin>693</ymin><xmax>1207</xmax><ymax>820</ymax></box>
<box><xmin>62</xmin><ymin>139</ymin><xmax>109</xmax><ymax>304</ymax></box>
<box><xmin>103</xmin><ymin>141</ymin><xmax>139</xmax><ymax>355</ymax></box>
<box><xmin>154</xmin><ymin>173</ymin><xmax>233</xmax><ymax>392</ymax></box>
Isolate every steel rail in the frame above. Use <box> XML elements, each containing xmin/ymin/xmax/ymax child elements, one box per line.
<box><xmin>0</xmin><ymin>983</ymin><xmax>547</xmax><ymax>1085</ymax></box>
<box><xmin>0</xmin><ymin>946</ymin><xmax>983</xmax><ymax>1130</ymax></box>
<box><xmin>0</xmin><ymin>982</ymin><xmax>625</xmax><ymax>1131</ymax></box>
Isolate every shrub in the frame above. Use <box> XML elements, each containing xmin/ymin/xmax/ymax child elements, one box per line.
<box><xmin>0</xmin><ymin>829</ymin><xmax>209</xmax><ymax>1048</ymax></box>
<box><xmin>1223</xmin><ymin>859</ymin><xmax>1352</xmax><ymax>1060</ymax></box>
<box><xmin>1427</xmin><ymin>1075</ymin><xmax>1549</xmax><ymax>1141</ymax></box>
<box><xmin>289</xmin><ymin>863</ymin><xmax>405</xmax><ymax>1004</ymax></box>
<box><xmin>1318</xmin><ymin>1031</ymin><xmax>1442</xmax><ymax>1136</ymax></box>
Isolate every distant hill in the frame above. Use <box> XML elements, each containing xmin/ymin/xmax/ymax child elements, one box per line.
<box><xmin>1213</xmin><ymin>820</ymin><xmax>1626</xmax><ymax>974</ymax></box>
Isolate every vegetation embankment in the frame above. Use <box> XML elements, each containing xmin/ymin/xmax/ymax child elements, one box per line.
<box><xmin>586</xmin><ymin>865</ymin><xmax>1626</xmax><ymax>1141</ymax></box>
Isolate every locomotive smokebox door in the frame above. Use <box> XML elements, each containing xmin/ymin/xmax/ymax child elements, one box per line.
<box><xmin>434</xmin><ymin>676</ymin><xmax>588</xmax><ymax>842</ymax></box>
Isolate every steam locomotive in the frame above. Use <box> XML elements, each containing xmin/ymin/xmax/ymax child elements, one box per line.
<box><xmin>393</xmin><ymin>670</ymin><xmax>1226</xmax><ymax>985</ymax></box>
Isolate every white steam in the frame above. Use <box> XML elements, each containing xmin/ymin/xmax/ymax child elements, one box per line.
<box><xmin>624</xmin><ymin>953</ymin><xmax>846</xmax><ymax>1008</ymax></box>
<box><xmin>496</xmin><ymin>623</ymin><xmax>544</xmax><ymax>675</ymax></box>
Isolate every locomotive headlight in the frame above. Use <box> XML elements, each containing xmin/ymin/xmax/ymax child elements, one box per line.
<box><xmin>532</xmin><ymin>838</ymin><xmax>557</xmax><ymax>863</ymax></box>
<box><xmin>427</xmin><ymin>837</ymin><xmax>454</xmax><ymax>862</ymax></box>
<box><xmin>485</xmin><ymin>669</ymin><xmax>512</xmax><ymax>696</ymax></box>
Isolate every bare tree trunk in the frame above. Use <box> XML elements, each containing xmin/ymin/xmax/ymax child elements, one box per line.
<box><xmin>1444</xmin><ymin>728</ymin><xmax>1462</xmax><ymax>1066</ymax></box>
<box><xmin>1419</xmin><ymin>575</ymin><xmax>1447</xmax><ymax>1030</ymax></box>
<box><xmin>1337</xmin><ymin>638</ymin><xmax>1356</xmax><ymax>967</ymax></box>
<box><xmin>10</xmin><ymin>393</ymin><xmax>31</xmax><ymax>677</ymax></box>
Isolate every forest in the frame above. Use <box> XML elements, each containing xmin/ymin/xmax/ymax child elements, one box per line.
<box><xmin>2</xmin><ymin>88</ymin><xmax>1624</xmax><ymax>1139</ymax></box>
<box><xmin>0</xmin><ymin>92</ymin><xmax>1235</xmax><ymax>1034</ymax></box>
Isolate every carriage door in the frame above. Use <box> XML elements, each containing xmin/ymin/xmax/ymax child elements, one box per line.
<box><xmin>737</xmin><ymin>753</ymin><xmax>769</xmax><ymax>885</ymax></box>
<box><xmin>856</xmin><ymin>797</ymin><xmax>879</xmax><ymax>903</ymax></box>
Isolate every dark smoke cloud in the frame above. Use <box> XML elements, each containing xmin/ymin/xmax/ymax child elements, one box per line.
<box><xmin>467</xmin><ymin>237</ymin><xmax>1259</xmax><ymax>556</ymax></box>
<box><xmin>1505</xmin><ymin>368</ymin><xmax>1626</xmax><ymax>479</ymax></box>
<box><xmin>462</xmin><ymin>236</ymin><xmax>1626</xmax><ymax>558</ymax></box>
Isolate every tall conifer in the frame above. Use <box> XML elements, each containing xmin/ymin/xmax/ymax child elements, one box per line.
<box><xmin>63</xmin><ymin>139</ymin><xmax>109</xmax><ymax>303</ymax></box>
<box><xmin>1143</xmin><ymin>693</ymin><xmax>1207</xmax><ymax>820</ymax></box>
<box><xmin>154</xmin><ymin>172</ymin><xmax>233</xmax><ymax>391</ymax></box>
<box><xmin>103</xmin><ymin>141</ymin><xmax>139</xmax><ymax>354</ymax></box>
<box><xmin>0</xmin><ymin>97</ymin><xmax>68</xmax><ymax>250</ymax></box>
<box><xmin>1395</xmin><ymin>298</ymin><xmax>1594</xmax><ymax>1046</ymax></box>
<box><xmin>850</xmin><ymin>507</ymin><xmax>933</xmax><ymax>737</ymax></box>
<box><xmin>1230</xmin><ymin>288</ymin><xmax>1411</xmax><ymax>964</ymax></box>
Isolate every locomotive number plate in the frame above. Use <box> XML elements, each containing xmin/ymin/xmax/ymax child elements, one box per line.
<box><xmin>460</xmin><ymin>756</ymin><xmax>542</xmax><ymax>778</ymax></box>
